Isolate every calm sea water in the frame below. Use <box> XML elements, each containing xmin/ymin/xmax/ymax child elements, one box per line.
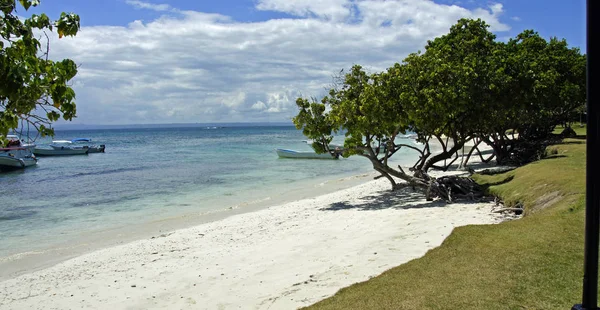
<box><xmin>0</xmin><ymin>125</ymin><xmax>418</xmax><ymax>258</ymax></box>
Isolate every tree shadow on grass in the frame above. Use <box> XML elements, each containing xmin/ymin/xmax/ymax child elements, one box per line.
<box><xmin>476</xmin><ymin>167</ymin><xmax>517</xmax><ymax>175</ymax></box>
<box><xmin>477</xmin><ymin>175</ymin><xmax>515</xmax><ymax>191</ymax></box>
<box><xmin>540</xmin><ymin>155</ymin><xmax>568</xmax><ymax>160</ymax></box>
<box><xmin>556</xmin><ymin>140</ymin><xmax>585</xmax><ymax>145</ymax></box>
<box><xmin>320</xmin><ymin>187</ymin><xmax>453</xmax><ymax>212</ymax></box>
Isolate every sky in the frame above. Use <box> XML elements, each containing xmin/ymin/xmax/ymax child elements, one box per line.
<box><xmin>21</xmin><ymin>0</ymin><xmax>586</xmax><ymax>125</ymax></box>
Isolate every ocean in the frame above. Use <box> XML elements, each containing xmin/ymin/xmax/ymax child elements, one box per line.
<box><xmin>0</xmin><ymin>125</ymin><xmax>419</xmax><ymax>260</ymax></box>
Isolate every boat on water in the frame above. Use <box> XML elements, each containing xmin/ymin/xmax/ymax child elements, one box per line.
<box><xmin>275</xmin><ymin>148</ymin><xmax>340</xmax><ymax>160</ymax></box>
<box><xmin>33</xmin><ymin>147</ymin><xmax>89</xmax><ymax>156</ymax></box>
<box><xmin>33</xmin><ymin>138</ymin><xmax>105</xmax><ymax>156</ymax></box>
<box><xmin>0</xmin><ymin>136</ymin><xmax>37</xmax><ymax>171</ymax></box>
<box><xmin>5</xmin><ymin>135</ymin><xmax>36</xmax><ymax>150</ymax></box>
<box><xmin>0</xmin><ymin>147</ymin><xmax>38</xmax><ymax>170</ymax></box>
<box><xmin>56</xmin><ymin>138</ymin><xmax>106</xmax><ymax>153</ymax></box>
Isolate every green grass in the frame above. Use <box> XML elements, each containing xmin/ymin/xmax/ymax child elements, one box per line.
<box><xmin>305</xmin><ymin>138</ymin><xmax>590</xmax><ymax>309</ymax></box>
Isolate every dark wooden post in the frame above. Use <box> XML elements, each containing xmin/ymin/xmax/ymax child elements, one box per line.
<box><xmin>573</xmin><ymin>1</ymin><xmax>599</xmax><ymax>309</ymax></box>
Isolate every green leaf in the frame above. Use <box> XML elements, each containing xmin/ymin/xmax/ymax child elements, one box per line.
<box><xmin>0</xmin><ymin>3</ymin><xmax>81</xmax><ymax>137</ymax></box>
<box><xmin>19</xmin><ymin>0</ymin><xmax>31</xmax><ymax>10</ymax></box>
<box><xmin>56</xmin><ymin>12</ymin><xmax>80</xmax><ymax>38</ymax></box>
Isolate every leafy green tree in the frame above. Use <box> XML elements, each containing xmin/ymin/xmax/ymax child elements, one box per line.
<box><xmin>0</xmin><ymin>0</ymin><xmax>80</xmax><ymax>144</ymax></box>
<box><xmin>398</xmin><ymin>19</ymin><xmax>500</xmax><ymax>171</ymax></box>
<box><xmin>528</xmin><ymin>36</ymin><xmax>586</xmax><ymax>134</ymax></box>
<box><xmin>479</xmin><ymin>30</ymin><xmax>586</xmax><ymax>164</ymax></box>
<box><xmin>294</xmin><ymin>65</ymin><xmax>419</xmax><ymax>190</ymax></box>
<box><xmin>293</xmin><ymin>18</ymin><xmax>585</xmax><ymax>201</ymax></box>
<box><xmin>294</xmin><ymin>19</ymin><xmax>504</xmax><ymax>201</ymax></box>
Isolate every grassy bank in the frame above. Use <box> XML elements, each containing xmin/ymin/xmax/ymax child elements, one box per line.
<box><xmin>306</xmin><ymin>133</ymin><xmax>589</xmax><ymax>309</ymax></box>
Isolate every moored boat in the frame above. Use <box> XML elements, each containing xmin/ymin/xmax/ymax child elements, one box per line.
<box><xmin>5</xmin><ymin>135</ymin><xmax>36</xmax><ymax>150</ymax></box>
<box><xmin>0</xmin><ymin>147</ymin><xmax>37</xmax><ymax>170</ymax></box>
<box><xmin>49</xmin><ymin>138</ymin><xmax>105</xmax><ymax>153</ymax></box>
<box><xmin>275</xmin><ymin>148</ymin><xmax>339</xmax><ymax>159</ymax></box>
<box><xmin>67</xmin><ymin>138</ymin><xmax>106</xmax><ymax>153</ymax></box>
<box><xmin>33</xmin><ymin>146</ymin><xmax>89</xmax><ymax>156</ymax></box>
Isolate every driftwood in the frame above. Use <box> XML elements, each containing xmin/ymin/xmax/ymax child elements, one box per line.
<box><xmin>423</xmin><ymin>174</ymin><xmax>487</xmax><ymax>203</ymax></box>
<box><xmin>491</xmin><ymin>199</ymin><xmax>524</xmax><ymax>216</ymax></box>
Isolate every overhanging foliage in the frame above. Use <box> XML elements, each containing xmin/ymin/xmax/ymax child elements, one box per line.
<box><xmin>293</xmin><ymin>18</ymin><xmax>586</xmax><ymax>201</ymax></box>
<box><xmin>0</xmin><ymin>0</ymin><xmax>80</xmax><ymax>144</ymax></box>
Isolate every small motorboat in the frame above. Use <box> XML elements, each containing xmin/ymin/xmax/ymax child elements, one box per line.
<box><xmin>34</xmin><ymin>138</ymin><xmax>105</xmax><ymax>156</ymax></box>
<box><xmin>67</xmin><ymin>138</ymin><xmax>106</xmax><ymax>153</ymax></box>
<box><xmin>0</xmin><ymin>136</ymin><xmax>38</xmax><ymax>171</ymax></box>
<box><xmin>275</xmin><ymin>148</ymin><xmax>339</xmax><ymax>160</ymax></box>
<box><xmin>33</xmin><ymin>146</ymin><xmax>89</xmax><ymax>156</ymax></box>
<box><xmin>5</xmin><ymin>135</ymin><xmax>36</xmax><ymax>150</ymax></box>
<box><xmin>0</xmin><ymin>135</ymin><xmax>37</xmax><ymax>171</ymax></box>
<box><xmin>0</xmin><ymin>147</ymin><xmax>38</xmax><ymax>170</ymax></box>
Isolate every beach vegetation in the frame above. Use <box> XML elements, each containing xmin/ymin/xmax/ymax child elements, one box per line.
<box><xmin>0</xmin><ymin>0</ymin><xmax>80</xmax><ymax>144</ymax></box>
<box><xmin>293</xmin><ymin>18</ymin><xmax>586</xmax><ymax>201</ymax></box>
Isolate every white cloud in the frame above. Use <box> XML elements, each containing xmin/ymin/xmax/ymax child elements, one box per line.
<box><xmin>125</xmin><ymin>0</ymin><xmax>173</xmax><ymax>12</ymax></box>
<box><xmin>512</xmin><ymin>16</ymin><xmax>521</xmax><ymax>21</ymax></box>
<box><xmin>48</xmin><ymin>0</ymin><xmax>511</xmax><ymax>125</ymax></box>
<box><xmin>252</xmin><ymin>101</ymin><xmax>267</xmax><ymax>111</ymax></box>
<box><xmin>489</xmin><ymin>3</ymin><xmax>503</xmax><ymax>15</ymax></box>
<box><xmin>256</xmin><ymin>0</ymin><xmax>355</xmax><ymax>22</ymax></box>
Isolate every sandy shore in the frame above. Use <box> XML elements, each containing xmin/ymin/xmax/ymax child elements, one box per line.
<box><xmin>0</xmin><ymin>170</ymin><xmax>508</xmax><ymax>310</ymax></box>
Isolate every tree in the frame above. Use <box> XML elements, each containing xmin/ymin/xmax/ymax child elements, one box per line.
<box><xmin>400</xmin><ymin>18</ymin><xmax>500</xmax><ymax>172</ymax></box>
<box><xmin>0</xmin><ymin>0</ymin><xmax>80</xmax><ymax>144</ymax></box>
<box><xmin>294</xmin><ymin>18</ymin><xmax>585</xmax><ymax>202</ymax></box>
<box><xmin>478</xmin><ymin>30</ymin><xmax>586</xmax><ymax>164</ymax></box>
<box><xmin>294</xmin><ymin>19</ymin><xmax>502</xmax><ymax>201</ymax></box>
<box><xmin>295</xmin><ymin>65</ymin><xmax>418</xmax><ymax>190</ymax></box>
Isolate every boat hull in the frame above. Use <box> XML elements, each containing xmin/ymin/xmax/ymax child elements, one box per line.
<box><xmin>86</xmin><ymin>145</ymin><xmax>106</xmax><ymax>153</ymax></box>
<box><xmin>0</xmin><ymin>149</ymin><xmax>37</xmax><ymax>171</ymax></box>
<box><xmin>276</xmin><ymin>149</ymin><xmax>339</xmax><ymax>160</ymax></box>
<box><xmin>33</xmin><ymin>148</ymin><xmax>89</xmax><ymax>156</ymax></box>
<box><xmin>50</xmin><ymin>144</ymin><xmax>105</xmax><ymax>153</ymax></box>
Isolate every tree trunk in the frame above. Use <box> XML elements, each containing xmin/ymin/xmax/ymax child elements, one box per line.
<box><xmin>422</xmin><ymin>140</ymin><xmax>466</xmax><ymax>172</ymax></box>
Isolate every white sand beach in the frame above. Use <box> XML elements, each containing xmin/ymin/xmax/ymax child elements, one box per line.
<box><xmin>0</xmin><ymin>169</ymin><xmax>509</xmax><ymax>310</ymax></box>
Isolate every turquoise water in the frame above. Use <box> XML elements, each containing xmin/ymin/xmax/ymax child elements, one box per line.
<box><xmin>0</xmin><ymin>125</ymin><xmax>418</xmax><ymax>258</ymax></box>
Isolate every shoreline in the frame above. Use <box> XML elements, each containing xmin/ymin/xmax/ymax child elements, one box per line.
<box><xmin>0</xmin><ymin>166</ymin><xmax>509</xmax><ymax>309</ymax></box>
<box><xmin>0</xmin><ymin>171</ymin><xmax>378</xmax><ymax>281</ymax></box>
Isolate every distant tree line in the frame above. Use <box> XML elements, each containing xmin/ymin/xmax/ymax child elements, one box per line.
<box><xmin>293</xmin><ymin>18</ymin><xmax>586</xmax><ymax>201</ymax></box>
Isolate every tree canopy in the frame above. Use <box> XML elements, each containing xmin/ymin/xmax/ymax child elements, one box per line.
<box><xmin>293</xmin><ymin>18</ymin><xmax>586</xmax><ymax>201</ymax></box>
<box><xmin>0</xmin><ymin>0</ymin><xmax>80</xmax><ymax>143</ymax></box>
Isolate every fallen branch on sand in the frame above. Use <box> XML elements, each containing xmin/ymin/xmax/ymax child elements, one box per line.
<box><xmin>419</xmin><ymin>174</ymin><xmax>487</xmax><ymax>203</ymax></box>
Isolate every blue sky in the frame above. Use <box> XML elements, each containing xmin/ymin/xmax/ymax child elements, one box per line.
<box><xmin>501</xmin><ymin>0</ymin><xmax>585</xmax><ymax>49</ymax></box>
<box><xmin>20</xmin><ymin>0</ymin><xmax>587</xmax><ymax>125</ymax></box>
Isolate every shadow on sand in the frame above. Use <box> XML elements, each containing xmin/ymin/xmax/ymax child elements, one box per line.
<box><xmin>320</xmin><ymin>187</ymin><xmax>454</xmax><ymax>212</ymax></box>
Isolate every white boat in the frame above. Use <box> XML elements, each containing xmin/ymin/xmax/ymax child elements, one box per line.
<box><xmin>6</xmin><ymin>135</ymin><xmax>36</xmax><ymax>150</ymax></box>
<box><xmin>275</xmin><ymin>148</ymin><xmax>339</xmax><ymax>159</ymax></box>
<box><xmin>71</xmin><ymin>138</ymin><xmax>106</xmax><ymax>153</ymax></box>
<box><xmin>33</xmin><ymin>145</ymin><xmax>89</xmax><ymax>156</ymax></box>
<box><xmin>0</xmin><ymin>147</ymin><xmax>37</xmax><ymax>170</ymax></box>
<box><xmin>50</xmin><ymin>138</ymin><xmax>105</xmax><ymax>153</ymax></box>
